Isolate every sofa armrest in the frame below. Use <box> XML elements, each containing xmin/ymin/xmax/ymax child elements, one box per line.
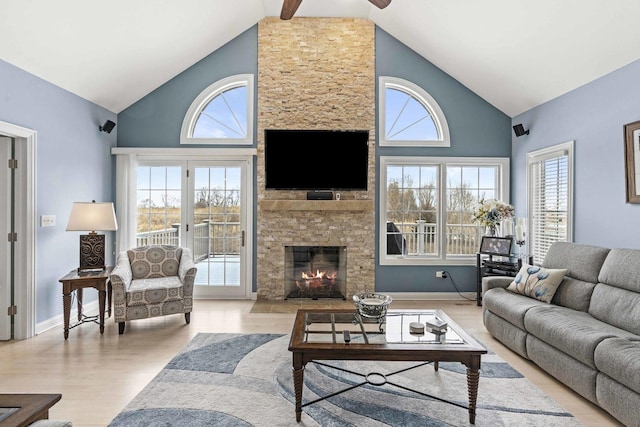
<box><xmin>482</xmin><ymin>275</ymin><xmax>513</xmax><ymax>296</ymax></box>
<box><xmin>110</xmin><ymin>251</ymin><xmax>132</xmax><ymax>305</ymax></box>
<box><xmin>179</xmin><ymin>248</ymin><xmax>197</xmax><ymax>296</ymax></box>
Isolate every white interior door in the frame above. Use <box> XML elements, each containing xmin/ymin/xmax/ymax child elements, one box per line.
<box><xmin>0</xmin><ymin>136</ymin><xmax>12</xmax><ymax>340</ymax></box>
<box><xmin>188</xmin><ymin>160</ymin><xmax>250</xmax><ymax>298</ymax></box>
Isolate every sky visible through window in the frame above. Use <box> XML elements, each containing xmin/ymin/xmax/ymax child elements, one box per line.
<box><xmin>192</xmin><ymin>85</ymin><xmax>248</xmax><ymax>139</ymax></box>
<box><xmin>385</xmin><ymin>88</ymin><xmax>438</xmax><ymax>141</ymax></box>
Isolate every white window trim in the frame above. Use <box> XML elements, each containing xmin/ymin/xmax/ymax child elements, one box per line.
<box><xmin>526</xmin><ymin>140</ymin><xmax>574</xmax><ymax>263</ymax></box>
<box><xmin>379</xmin><ymin>156</ymin><xmax>510</xmax><ymax>266</ymax></box>
<box><xmin>180</xmin><ymin>74</ymin><xmax>254</xmax><ymax>145</ymax></box>
<box><xmin>379</xmin><ymin>76</ymin><xmax>450</xmax><ymax>147</ymax></box>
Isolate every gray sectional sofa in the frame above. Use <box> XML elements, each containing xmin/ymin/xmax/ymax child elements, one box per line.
<box><xmin>482</xmin><ymin>241</ymin><xmax>640</xmax><ymax>426</ymax></box>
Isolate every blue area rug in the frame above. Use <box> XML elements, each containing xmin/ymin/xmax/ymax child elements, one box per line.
<box><xmin>109</xmin><ymin>333</ymin><xmax>582</xmax><ymax>426</ymax></box>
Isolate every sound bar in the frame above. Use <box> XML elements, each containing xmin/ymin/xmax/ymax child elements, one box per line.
<box><xmin>306</xmin><ymin>191</ymin><xmax>333</xmax><ymax>200</ymax></box>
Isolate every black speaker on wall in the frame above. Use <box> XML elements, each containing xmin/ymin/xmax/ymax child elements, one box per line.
<box><xmin>99</xmin><ymin>120</ymin><xmax>116</xmax><ymax>134</ymax></box>
<box><xmin>513</xmin><ymin>123</ymin><xmax>529</xmax><ymax>137</ymax></box>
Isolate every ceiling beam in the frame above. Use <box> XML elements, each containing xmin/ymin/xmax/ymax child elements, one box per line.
<box><xmin>280</xmin><ymin>0</ymin><xmax>303</xmax><ymax>20</ymax></box>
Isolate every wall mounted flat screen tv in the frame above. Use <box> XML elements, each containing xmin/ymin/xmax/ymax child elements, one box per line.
<box><xmin>264</xmin><ymin>129</ymin><xmax>369</xmax><ymax>190</ymax></box>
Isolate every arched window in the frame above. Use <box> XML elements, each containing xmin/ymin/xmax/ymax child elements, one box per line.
<box><xmin>379</xmin><ymin>76</ymin><xmax>450</xmax><ymax>147</ymax></box>
<box><xmin>180</xmin><ymin>74</ymin><xmax>254</xmax><ymax>145</ymax></box>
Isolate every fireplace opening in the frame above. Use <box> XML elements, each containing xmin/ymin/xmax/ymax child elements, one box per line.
<box><xmin>284</xmin><ymin>246</ymin><xmax>347</xmax><ymax>300</ymax></box>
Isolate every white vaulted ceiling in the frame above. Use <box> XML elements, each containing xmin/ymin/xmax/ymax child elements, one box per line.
<box><xmin>1</xmin><ymin>0</ymin><xmax>639</xmax><ymax>116</ymax></box>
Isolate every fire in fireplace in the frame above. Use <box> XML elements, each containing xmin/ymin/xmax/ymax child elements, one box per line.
<box><xmin>284</xmin><ymin>246</ymin><xmax>347</xmax><ymax>299</ymax></box>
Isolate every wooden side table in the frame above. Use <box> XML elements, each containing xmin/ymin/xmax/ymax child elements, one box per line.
<box><xmin>58</xmin><ymin>267</ymin><xmax>113</xmax><ymax>340</ymax></box>
<box><xmin>0</xmin><ymin>394</ymin><xmax>61</xmax><ymax>426</ymax></box>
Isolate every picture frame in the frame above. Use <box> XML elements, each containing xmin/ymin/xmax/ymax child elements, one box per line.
<box><xmin>479</xmin><ymin>236</ymin><xmax>513</xmax><ymax>257</ymax></box>
<box><xmin>624</xmin><ymin>120</ymin><xmax>640</xmax><ymax>204</ymax></box>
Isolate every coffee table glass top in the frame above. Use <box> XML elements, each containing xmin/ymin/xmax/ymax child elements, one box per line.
<box><xmin>301</xmin><ymin>309</ymin><xmax>465</xmax><ymax>345</ymax></box>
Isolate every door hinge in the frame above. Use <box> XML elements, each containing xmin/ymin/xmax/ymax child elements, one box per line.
<box><xmin>8</xmin><ymin>159</ymin><xmax>17</xmax><ymax>169</ymax></box>
<box><xmin>7</xmin><ymin>232</ymin><xmax>17</xmax><ymax>242</ymax></box>
<box><xmin>241</xmin><ymin>230</ymin><xmax>245</xmax><ymax>247</ymax></box>
<box><xmin>186</xmin><ymin>169</ymin><xmax>189</xmax><ymax>178</ymax></box>
<box><xmin>7</xmin><ymin>305</ymin><xmax>17</xmax><ymax>316</ymax></box>
<box><xmin>186</xmin><ymin>224</ymin><xmax>189</xmax><ymax>232</ymax></box>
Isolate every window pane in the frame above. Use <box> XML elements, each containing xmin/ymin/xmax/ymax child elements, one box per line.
<box><xmin>386</xmin><ymin>164</ymin><xmax>439</xmax><ymax>256</ymax></box>
<box><xmin>192</xmin><ymin>85</ymin><xmax>247</xmax><ymax>139</ymax></box>
<box><xmin>136</xmin><ymin>166</ymin><xmax>182</xmax><ymax>246</ymax></box>
<box><xmin>385</xmin><ymin>88</ymin><xmax>438</xmax><ymax>141</ymax></box>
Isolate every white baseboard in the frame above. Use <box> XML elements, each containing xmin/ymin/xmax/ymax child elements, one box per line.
<box><xmin>385</xmin><ymin>292</ymin><xmax>476</xmax><ymax>301</ymax></box>
<box><xmin>36</xmin><ymin>300</ymin><xmax>99</xmax><ymax>335</ymax></box>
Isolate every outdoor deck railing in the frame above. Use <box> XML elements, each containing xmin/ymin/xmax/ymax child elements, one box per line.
<box><xmin>136</xmin><ymin>221</ymin><xmax>241</xmax><ymax>263</ymax></box>
<box><xmin>389</xmin><ymin>221</ymin><xmax>482</xmax><ymax>255</ymax></box>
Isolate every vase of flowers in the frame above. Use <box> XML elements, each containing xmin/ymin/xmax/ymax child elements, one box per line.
<box><xmin>472</xmin><ymin>198</ymin><xmax>515</xmax><ymax>236</ymax></box>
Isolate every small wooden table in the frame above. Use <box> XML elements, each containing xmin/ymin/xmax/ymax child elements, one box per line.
<box><xmin>288</xmin><ymin>309</ymin><xmax>487</xmax><ymax>424</ymax></box>
<box><xmin>0</xmin><ymin>394</ymin><xmax>61</xmax><ymax>426</ymax></box>
<box><xmin>58</xmin><ymin>267</ymin><xmax>113</xmax><ymax>340</ymax></box>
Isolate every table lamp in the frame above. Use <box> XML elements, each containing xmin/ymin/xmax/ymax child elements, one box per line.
<box><xmin>66</xmin><ymin>201</ymin><xmax>118</xmax><ymax>272</ymax></box>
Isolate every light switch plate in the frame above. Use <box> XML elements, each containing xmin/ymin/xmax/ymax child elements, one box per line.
<box><xmin>41</xmin><ymin>215</ymin><xmax>56</xmax><ymax>227</ymax></box>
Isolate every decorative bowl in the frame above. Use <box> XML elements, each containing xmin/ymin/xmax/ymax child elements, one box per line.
<box><xmin>353</xmin><ymin>293</ymin><xmax>393</xmax><ymax>319</ymax></box>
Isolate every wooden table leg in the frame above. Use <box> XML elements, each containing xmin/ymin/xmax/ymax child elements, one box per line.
<box><xmin>76</xmin><ymin>288</ymin><xmax>83</xmax><ymax>321</ymax></box>
<box><xmin>63</xmin><ymin>290</ymin><xmax>71</xmax><ymax>340</ymax></box>
<box><xmin>292</xmin><ymin>353</ymin><xmax>304</xmax><ymax>422</ymax></box>
<box><xmin>107</xmin><ymin>280</ymin><xmax>112</xmax><ymax>317</ymax></box>
<box><xmin>467</xmin><ymin>356</ymin><xmax>481</xmax><ymax>424</ymax></box>
<box><xmin>98</xmin><ymin>289</ymin><xmax>106</xmax><ymax>334</ymax></box>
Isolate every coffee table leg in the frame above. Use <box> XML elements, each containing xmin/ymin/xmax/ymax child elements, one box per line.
<box><xmin>467</xmin><ymin>356</ymin><xmax>481</xmax><ymax>424</ymax></box>
<box><xmin>292</xmin><ymin>353</ymin><xmax>304</xmax><ymax>422</ymax></box>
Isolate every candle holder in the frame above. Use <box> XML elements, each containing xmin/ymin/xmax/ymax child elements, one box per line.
<box><xmin>516</xmin><ymin>239</ymin><xmax>526</xmax><ymax>261</ymax></box>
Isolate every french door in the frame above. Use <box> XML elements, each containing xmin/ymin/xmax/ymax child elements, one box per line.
<box><xmin>136</xmin><ymin>158</ymin><xmax>252</xmax><ymax>299</ymax></box>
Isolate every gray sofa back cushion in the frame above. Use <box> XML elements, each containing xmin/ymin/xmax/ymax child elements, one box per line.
<box><xmin>550</xmin><ymin>277</ymin><xmax>596</xmax><ymax>312</ymax></box>
<box><xmin>543</xmin><ymin>242</ymin><xmax>610</xmax><ymax>283</ymax></box>
<box><xmin>590</xmin><ymin>284</ymin><xmax>640</xmax><ymax>336</ymax></box>
<box><xmin>598</xmin><ymin>248</ymin><xmax>640</xmax><ymax>292</ymax></box>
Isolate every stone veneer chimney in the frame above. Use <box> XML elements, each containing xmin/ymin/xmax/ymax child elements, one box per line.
<box><xmin>256</xmin><ymin>17</ymin><xmax>376</xmax><ymax>300</ymax></box>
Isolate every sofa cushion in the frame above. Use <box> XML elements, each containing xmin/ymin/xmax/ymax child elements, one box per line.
<box><xmin>589</xmin><ymin>283</ymin><xmax>640</xmax><ymax>336</ymax></box>
<box><xmin>483</xmin><ymin>287</ymin><xmax>545</xmax><ymax>330</ymax></box>
<box><xmin>595</xmin><ymin>337</ymin><xmax>640</xmax><ymax>394</ymax></box>
<box><xmin>523</xmin><ymin>305</ymin><xmax>637</xmax><ymax>368</ymax></box>
<box><xmin>127</xmin><ymin>245</ymin><xmax>182</xmax><ymax>280</ymax></box>
<box><xmin>127</xmin><ymin>276</ymin><xmax>184</xmax><ymax>306</ymax></box>
<box><xmin>549</xmin><ymin>276</ymin><xmax>596</xmax><ymax>312</ymax></box>
<box><xmin>506</xmin><ymin>264</ymin><xmax>567</xmax><ymax>303</ymax></box>
<box><xmin>598</xmin><ymin>248</ymin><xmax>640</xmax><ymax>293</ymax></box>
<box><xmin>543</xmin><ymin>242</ymin><xmax>610</xmax><ymax>283</ymax></box>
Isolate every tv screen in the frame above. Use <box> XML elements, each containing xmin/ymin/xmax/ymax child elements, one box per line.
<box><xmin>264</xmin><ymin>129</ymin><xmax>369</xmax><ymax>190</ymax></box>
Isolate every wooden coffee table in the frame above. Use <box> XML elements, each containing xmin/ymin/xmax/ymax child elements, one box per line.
<box><xmin>288</xmin><ymin>309</ymin><xmax>487</xmax><ymax>424</ymax></box>
<box><xmin>0</xmin><ymin>394</ymin><xmax>61</xmax><ymax>426</ymax></box>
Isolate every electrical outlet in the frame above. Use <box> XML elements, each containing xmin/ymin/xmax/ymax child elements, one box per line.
<box><xmin>41</xmin><ymin>215</ymin><xmax>56</xmax><ymax>227</ymax></box>
<box><xmin>436</xmin><ymin>271</ymin><xmax>445</xmax><ymax>278</ymax></box>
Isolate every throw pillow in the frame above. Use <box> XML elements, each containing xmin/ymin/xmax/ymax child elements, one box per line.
<box><xmin>506</xmin><ymin>264</ymin><xmax>567</xmax><ymax>303</ymax></box>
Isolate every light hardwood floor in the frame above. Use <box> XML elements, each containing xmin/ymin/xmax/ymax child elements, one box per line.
<box><xmin>0</xmin><ymin>299</ymin><xmax>623</xmax><ymax>427</ymax></box>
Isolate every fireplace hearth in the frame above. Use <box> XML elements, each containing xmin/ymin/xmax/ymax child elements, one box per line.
<box><xmin>284</xmin><ymin>246</ymin><xmax>347</xmax><ymax>299</ymax></box>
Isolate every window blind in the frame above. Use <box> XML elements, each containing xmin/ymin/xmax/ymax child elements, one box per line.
<box><xmin>528</xmin><ymin>143</ymin><xmax>572</xmax><ymax>264</ymax></box>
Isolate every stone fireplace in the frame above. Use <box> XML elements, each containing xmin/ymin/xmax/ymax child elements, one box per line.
<box><xmin>256</xmin><ymin>17</ymin><xmax>376</xmax><ymax>300</ymax></box>
<box><xmin>284</xmin><ymin>245</ymin><xmax>347</xmax><ymax>299</ymax></box>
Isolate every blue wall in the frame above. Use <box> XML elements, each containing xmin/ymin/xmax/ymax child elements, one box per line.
<box><xmin>117</xmin><ymin>26</ymin><xmax>258</xmax><ymax>148</ymax></box>
<box><xmin>0</xmin><ymin>59</ymin><xmax>116</xmax><ymax>325</ymax></box>
<box><xmin>374</xmin><ymin>28</ymin><xmax>512</xmax><ymax>293</ymax></box>
<box><xmin>512</xmin><ymin>59</ymin><xmax>640</xmax><ymax>250</ymax></box>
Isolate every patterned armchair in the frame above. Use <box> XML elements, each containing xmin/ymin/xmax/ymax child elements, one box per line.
<box><xmin>109</xmin><ymin>245</ymin><xmax>197</xmax><ymax>334</ymax></box>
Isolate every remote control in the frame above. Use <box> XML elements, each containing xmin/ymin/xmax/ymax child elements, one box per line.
<box><xmin>343</xmin><ymin>330</ymin><xmax>351</xmax><ymax>343</ymax></box>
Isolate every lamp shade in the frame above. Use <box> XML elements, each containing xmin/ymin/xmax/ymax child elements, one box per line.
<box><xmin>66</xmin><ymin>201</ymin><xmax>118</xmax><ymax>232</ymax></box>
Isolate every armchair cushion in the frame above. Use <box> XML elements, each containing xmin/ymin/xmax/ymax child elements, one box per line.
<box><xmin>127</xmin><ymin>276</ymin><xmax>184</xmax><ymax>306</ymax></box>
<box><xmin>127</xmin><ymin>245</ymin><xmax>183</xmax><ymax>280</ymax></box>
